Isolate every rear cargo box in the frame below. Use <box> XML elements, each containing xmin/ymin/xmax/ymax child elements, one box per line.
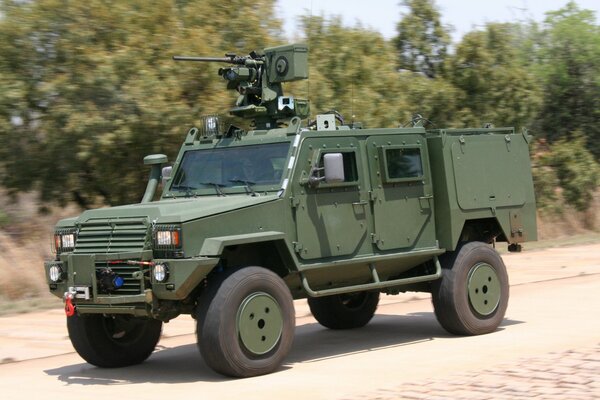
<box><xmin>426</xmin><ymin>128</ymin><xmax>537</xmax><ymax>250</ymax></box>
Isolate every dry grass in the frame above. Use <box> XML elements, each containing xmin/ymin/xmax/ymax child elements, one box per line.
<box><xmin>0</xmin><ymin>190</ymin><xmax>79</xmax><ymax>302</ymax></box>
<box><xmin>536</xmin><ymin>201</ymin><xmax>600</xmax><ymax>240</ymax></box>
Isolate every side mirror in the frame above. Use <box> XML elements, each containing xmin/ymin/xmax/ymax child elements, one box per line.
<box><xmin>307</xmin><ymin>153</ymin><xmax>345</xmax><ymax>187</ymax></box>
<box><xmin>323</xmin><ymin>153</ymin><xmax>345</xmax><ymax>182</ymax></box>
<box><xmin>162</xmin><ymin>166</ymin><xmax>172</xmax><ymax>187</ymax></box>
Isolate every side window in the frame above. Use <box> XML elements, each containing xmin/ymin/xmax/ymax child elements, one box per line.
<box><xmin>339</xmin><ymin>152</ymin><xmax>358</xmax><ymax>182</ymax></box>
<box><xmin>382</xmin><ymin>147</ymin><xmax>423</xmax><ymax>182</ymax></box>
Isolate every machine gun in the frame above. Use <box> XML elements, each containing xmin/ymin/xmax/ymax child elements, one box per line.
<box><xmin>174</xmin><ymin>44</ymin><xmax>309</xmax><ymax>129</ymax></box>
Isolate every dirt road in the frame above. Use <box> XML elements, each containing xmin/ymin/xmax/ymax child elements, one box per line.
<box><xmin>0</xmin><ymin>244</ymin><xmax>599</xmax><ymax>399</ymax></box>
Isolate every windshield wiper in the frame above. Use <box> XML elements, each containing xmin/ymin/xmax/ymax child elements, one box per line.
<box><xmin>200</xmin><ymin>181</ymin><xmax>226</xmax><ymax>196</ymax></box>
<box><xmin>228</xmin><ymin>179</ymin><xmax>257</xmax><ymax>196</ymax></box>
<box><xmin>170</xmin><ymin>185</ymin><xmax>197</xmax><ymax>197</ymax></box>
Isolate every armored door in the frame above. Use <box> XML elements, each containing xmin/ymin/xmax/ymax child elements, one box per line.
<box><xmin>292</xmin><ymin>136</ymin><xmax>371</xmax><ymax>260</ymax></box>
<box><xmin>366</xmin><ymin>134</ymin><xmax>436</xmax><ymax>251</ymax></box>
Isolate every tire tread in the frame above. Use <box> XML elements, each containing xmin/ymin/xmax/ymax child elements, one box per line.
<box><xmin>432</xmin><ymin>242</ymin><xmax>509</xmax><ymax>336</ymax></box>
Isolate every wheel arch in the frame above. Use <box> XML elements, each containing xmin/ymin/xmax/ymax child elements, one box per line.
<box><xmin>199</xmin><ymin>232</ymin><xmax>297</xmax><ymax>278</ymax></box>
<box><xmin>457</xmin><ymin>218</ymin><xmax>507</xmax><ymax>248</ymax></box>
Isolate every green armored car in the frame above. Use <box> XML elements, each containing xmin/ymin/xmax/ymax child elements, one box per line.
<box><xmin>45</xmin><ymin>43</ymin><xmax>536</xmax><ymax>377</ymax></box>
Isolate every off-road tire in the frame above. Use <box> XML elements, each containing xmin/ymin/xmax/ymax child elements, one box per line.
<box><xmin>432</xmin><ymin>241</ymin><xmax>509</xmax><ymax>335</ymax></box>
<box><xmin>196</xmin><ymin>267</ymin><xmax>295</xmax><ymax>378</ymax></box>
<box><xmin>67</xmin><ymin>314</ymin><xmax>162</xmax><ymax>367</ymax></box>
<box><xmin>308</xmin><ymin>291</ymin><xmax>380</xmax><ymax>330</ymax></box>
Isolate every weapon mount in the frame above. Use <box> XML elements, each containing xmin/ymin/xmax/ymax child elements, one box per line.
<box><xmin>174</xmin><ymin>44</ymin><xmax>309</xmax><ymax>130</ymax></box>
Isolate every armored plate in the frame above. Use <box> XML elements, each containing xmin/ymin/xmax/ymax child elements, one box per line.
<box><xmin>452</xmin><ymin>134</ymin><xmax>527</xmax><ymax>211</ymax></box>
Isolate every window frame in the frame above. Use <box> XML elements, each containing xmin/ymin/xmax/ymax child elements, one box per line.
<box><xmin>379</xmin><ymin>144</ymin><xmax>425</xmax><ymax>183</ymax></box>
<box><xmin>167</xmin><ymin>141</ymin><xmax>291</xmax><ymax>196</ymax></box>
<box><xmin>311</xmin><ymin>148</ymin><xmax>360</xmax><ymax>188</ymax></box>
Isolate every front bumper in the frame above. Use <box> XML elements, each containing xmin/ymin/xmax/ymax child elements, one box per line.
<box><xmin>45</xmin><ymin>250</ymin><xmax>219</xmax><ymax>314</ymax></box>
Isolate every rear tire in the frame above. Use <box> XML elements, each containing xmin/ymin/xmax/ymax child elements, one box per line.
<box><xmin>67</xmin><ymin>314</ymin><xmax>162</xmax><ymax>367</ymax></box>
<box><xmin>308</xmin><ymin>291</ymin><xmax>379</xmax><ymax>330</ymax></box>
<box><xmin>432</xmin><ymin>241</ymin><xmax>509</xmax><ymax>335</ymax></box>
<box><xmin>196</xmin><ymin>267</ymin><xmax>295</xmax><ymax>377</ymax></box>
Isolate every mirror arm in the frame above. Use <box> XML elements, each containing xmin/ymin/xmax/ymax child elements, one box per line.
<box><xmin>307</xmin><ymin>167</ymin><xmax>325</xmax><ymax>187</ymax></box>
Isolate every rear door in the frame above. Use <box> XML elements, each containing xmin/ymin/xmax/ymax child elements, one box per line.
<box><xmin>366</xmin><ymin>134</ymin><xmax>436</xmax><ymax>251</ymax></box>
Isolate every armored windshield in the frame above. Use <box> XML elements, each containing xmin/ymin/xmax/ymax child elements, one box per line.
<box><xmin>169</xmin><ymin>142</ymin><xmax>290</xmax><ymax>195</ymax></box>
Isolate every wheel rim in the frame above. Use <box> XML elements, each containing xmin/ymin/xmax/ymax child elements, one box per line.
<box><xmin>237</xmin><ymin>292</ymin><xmax>283</xmax><ymax>356</ymax></box>
<box><xmin>467</xmin><ymin>263</ymin><xmax>501</xmax><ymax>316</ymax></box>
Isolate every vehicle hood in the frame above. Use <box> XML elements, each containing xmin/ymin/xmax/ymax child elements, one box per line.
<box><xmin>76</xmin><ymin>194</ymin><xmax>280</xmax><ymax>224</ymax></box>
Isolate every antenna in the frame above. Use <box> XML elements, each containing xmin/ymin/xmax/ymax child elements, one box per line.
<box><xmin>351</xmin><ymin>81</ymin><xmax>355</xmax><ymax>125</ymax></box>
<box><xmin>306</xmin><ymin>0</ymin><xmax>313</xmax><ymax>111</ymax></box>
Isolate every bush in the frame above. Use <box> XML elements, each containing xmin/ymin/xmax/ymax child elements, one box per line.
<box><xmin>531</xmin><ymin>140</ymin><xmax>561</xmax><ymax>213</ymax></box>
<box><xmin>0</xmin><ymin>209</ymin><xmax>10</xmax><ymax>228</ymax></box>
<box><xmin>548</xmin><ymin>133</ymin><xmax>600</xmax><ymax>212</ymax></box>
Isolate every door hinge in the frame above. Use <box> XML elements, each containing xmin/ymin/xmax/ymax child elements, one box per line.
<box><xmin>293</xmin><ymin>242</ymin><xmax>303</xmax><ymax>252</ymax></box>
<box><xmin>368</xmin><ymin>191</ymin><xmax>377</xmax><ymax>202</ymax></box>
<box><xmin>290</xmin><ymin>197</ymin><xmax>300</xmax><ymax>208</ymax></box>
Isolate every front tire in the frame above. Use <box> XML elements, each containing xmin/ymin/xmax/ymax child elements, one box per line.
<box><xmin>67</xmin><ymin>314</ymin><xmax>162</xmax><ymax>367</ymax></box>
<box><xmin>196</xmin><ymin>267</ymin><xmax>295</xmax><ymax>378</ymax></box>
<box><xmin>432</xmin><ymin>241</ymin><xmax>509</xmax><ymax>335</ymax></box>
<box><xmin>308</xmin><ymin>291</ymin><xmax>380</xmax><ymax>330</ymax></box>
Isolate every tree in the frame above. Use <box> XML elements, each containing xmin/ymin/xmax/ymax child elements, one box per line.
<box><xmin>292</xmin><ymin>15</ymin><xmax>461</xmax><ymax>130</ymax></box>
<box><xmin>448</xmin><ymin>23</ymin><xmax>542</xmax><ymax>129</ymax></box>
<box><xmin>547</xmin><ymin>133</ymin><xmax>599</xmax><ymax>213</ymax></box>
<box><xmin>532</xmin><ymin>2</ymin><xmax>600</xmax><ymax>158</ymax></box>
<box><xmin>293</xmin><ymin>15</ymin><xmax>402</xmax><ymax>129</ymax></box>
<box><xmin>394</xmin><ymin>0</ymin><xmax>450</xmax><ymax>78</ymax></box>
<box><xmin>0</xmin><ymin>0</ymin><xmax>281</xmax><ymax>207</ymax></box>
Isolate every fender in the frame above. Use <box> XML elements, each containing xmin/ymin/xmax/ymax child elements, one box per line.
<box><xmin>199</xmin><ymin>231</ymin><xmax>286</xmax><ymax>256</ymax></box>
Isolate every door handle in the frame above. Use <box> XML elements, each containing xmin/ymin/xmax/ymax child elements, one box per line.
<box><xmin>419</xmin><ymin>195</ymin><xmax>433</xmax><ymax>200</ymax></box>
<box><xmin>352</xmin><ymin>201</ymin><xmax>368</xmax><ymax>206</ymax></box>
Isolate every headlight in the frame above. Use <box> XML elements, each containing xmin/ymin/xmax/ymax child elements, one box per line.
<box><xmin>153</xmin><ymin>225</ymin><xmax>182</xmax><ymax>249</ymax></box>
<box><xmin>48</xmin><ymin>265</ymin><xmax>64</xmax><ymax>282</ymax></box>
<box><xmin>53</xmin><ymin>228</ymin><xmax>78</xmax><ymax>254</ymax></box>
<box><xmin>153</xmin><ymin>263</ymin><xmax>169</xmax><ymax>282</ymax></box>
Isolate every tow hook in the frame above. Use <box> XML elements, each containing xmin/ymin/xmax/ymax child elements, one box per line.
<box><xmin>64</xmin><ymin>292</ymin><xmax>76</xmax><ymax>317</ymax></box>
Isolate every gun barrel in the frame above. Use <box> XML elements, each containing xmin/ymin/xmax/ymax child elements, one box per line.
<box><xmin>172</xmin><ymin>56</ymin><xmax>234</xmax><ymax>62</ymax></box>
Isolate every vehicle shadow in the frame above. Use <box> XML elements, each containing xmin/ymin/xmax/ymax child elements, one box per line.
<box><xmin>44</xmin><ymin>312</ymin><xmax>523</xmax><ymax>385</ymax></box>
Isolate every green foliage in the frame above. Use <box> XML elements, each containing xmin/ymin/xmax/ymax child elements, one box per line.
<box><xmin>0</xmin><ymin>0</ymin><xmax>281</xmax><ymax>207</ymax></box>
<box><xmin>531</xmin><ymin>141</ymin><xmax>561</xmax><ymax>213</ymax></box>
<box><xmin>395</xmin><ymin>0</ymin><xmax>450</xmax><ymax>78</ymax></box>
<box><xmin>396</xmin><ymin>72</ymin><xmax>462</xmax><ymax>128</ymax></box>
<box><xmin>0</xmin><ymin>0</ymin><xmax>598</xmax><ymax>214</ymax></box>
<box><xmin>531</xmin><ymin>2</ymin><xmax>600</xmax><ymax>158</ymax></box>
<box><xmin>547</xmin><ymin>133</ymin><xmax>599</xmax><ymax>212</ymax></box>
<box><xmin>292</xmin><ymin>16</ymin><xmax>401</xmax><ymax>128</ymax></box>
<box><xmin>291</xmin><ymin>15</ymin><xmax>461</xmax><ymax>130</ymax></box>
<box><xmin>0</xmin><ymin>209</ymin><xmax>10</xmax><ymax>227</ymax></box>
<box><xmin>448</xmin><ymin>23</ymin><xmax>542</xmax><ymax>129</ymax></box>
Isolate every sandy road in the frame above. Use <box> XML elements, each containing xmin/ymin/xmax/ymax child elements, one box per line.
<box><xmin>0</xmin><ymin>244</ymin><xmax>599</xmax><ymax>399</ymax></box>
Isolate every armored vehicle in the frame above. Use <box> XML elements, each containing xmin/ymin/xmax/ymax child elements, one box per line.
<box><xmin>45</xmin><ymin>43</ymin><xmax>536</xmax><ymax>377</ymax></box>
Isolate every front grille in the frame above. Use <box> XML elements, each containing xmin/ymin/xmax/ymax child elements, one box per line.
<box><xmin>95</xmin><ymin>262</ymin><xmax>144</xmax><ymax>295</ymax></box>
<box><xmin>75</xmin><ymin>217</ymin><xmax>149</xmax><ymax>254</ymax></box>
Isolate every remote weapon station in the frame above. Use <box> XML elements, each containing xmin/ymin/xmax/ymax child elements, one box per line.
<box><xmin>46</xmin><ymin>44</ymin><xmax>537</xmax><ymax>377</ymax></box>
<box><xmin>173</xmin><ymin>44</ymin><xmax>310</xmax><ymax>129</ymax></box>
